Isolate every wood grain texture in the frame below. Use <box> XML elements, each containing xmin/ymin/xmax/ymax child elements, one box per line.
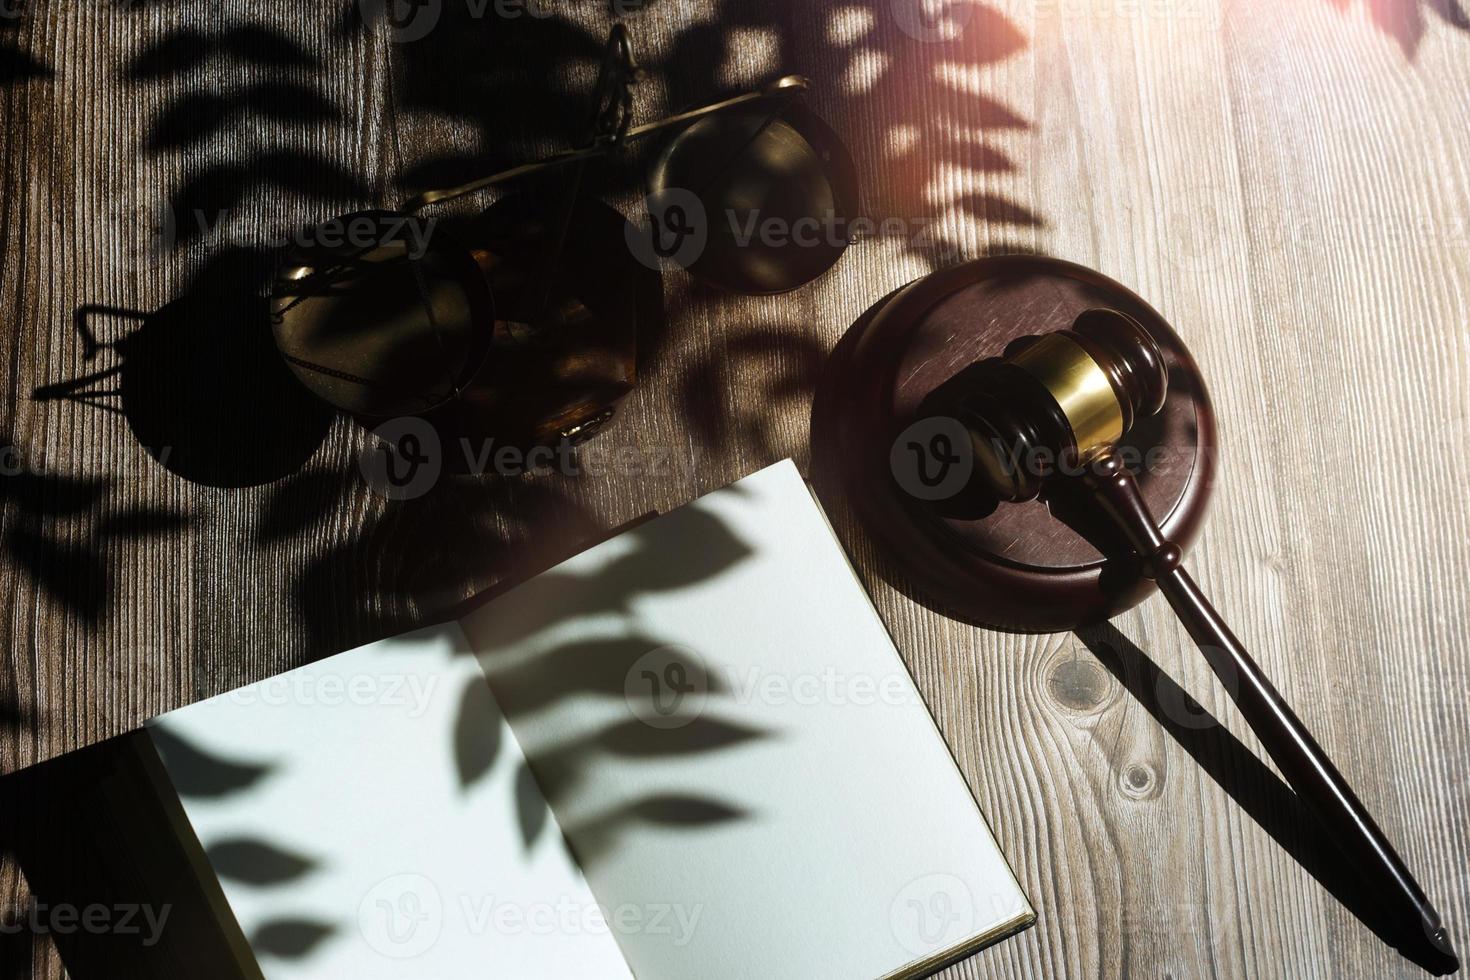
<box><xmin>3</xmin><ymin>0</ymin><xmax>1469</xmax><ymax>977</ymax></box>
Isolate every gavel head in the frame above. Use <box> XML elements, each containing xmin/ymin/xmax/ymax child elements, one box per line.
<box><xmin>940</xmin><ymin>308</ymin><xmax>1169</xmax><ymax>502</ymax></box>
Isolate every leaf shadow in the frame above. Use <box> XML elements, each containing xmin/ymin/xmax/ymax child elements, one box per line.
<box><xmin>677</xmin><ymin>324</ymin><xmax>828</xmax><ymax>464</ymax></box>
<box><xmin>365</xmin><ymin>5</ymin><xmax>615</xmax><ymax>195</ymax></box>
<box><xmin>123</xmin><ymin>24</ymin><xmax>321</xmax><ymax>81</ymax></box>
<box><xmin>651</xmin><ymin>0</ymin><xmax>1035</xmax><ymax>268</ymax></box>
<box><xmin>148</xmin><ymin>726</ymin><xmax>271</xmax><ymax>799</ymax></box>
<box><xmin>146</xmin><ymin>84</ymin><xmax>342</xmax><ymax>153</ymax></box>
<box><xmin>123</xmin><ymin>19</ymin><xmax>372</xmax><ymax>251</ymax></box>
<box><xmin>1</xmin><ymin>726</ymin><xmax>337</xmax><ymax>974</ymax></box>
<box><xmin>0</xmin><ymin>434</ymin><xmax>190</xmax><ymax>629</ymax></box>
<box><xmin>461</xmin><ymin>501</ymin><xmax>768</xmax><ymax>865</ymax></box>
<box><xmin>362</xmin><ymin>0</ymin><xmax>1035</xmax><ymax>375</ymax></box>
<box><xmin>454</xmin><ymin>674</ymin><xmax>503</xmax><ymax>787</ymax></box>
<box><xmin>288</xmin><ymin>474</ymin><xmax>603</xmax><ymax>652</ymax></box>
<box><xmin>567</xmin><ymin>794</ymin><xmax>748</xmax><ymax>866</ymax></box>
<box><xmin>146</xmin><ymin>725</ymin><xmax>337</xmax><ymax>962</ymax></box>
<box><xmin>205</xmin><ymin>838</ymin><xmax>317</xmax><ymax>886</ymax></box>
<box><xmin>250</xmin><ymin>918</ymin><xmax>336</xmax><ymax>959</ymax></box>
<box><xmin>1325</xmin><ymin>0</ymin><xmax>1470</xmax><ymax>57</ymax></box>
<box><xmin>0</xmin><ymin>17</ymin><xmax>49</xmax><ymax>86</ymax></box>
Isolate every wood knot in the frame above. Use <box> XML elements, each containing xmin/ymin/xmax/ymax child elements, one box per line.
<box><xmin>1119</xmin><ymin>762</ymin><xmax>1162</xmax><ymax>801</ymax></box>
<box><xmin>1045</xmin><ymin>655</ymin><xmax>1113</xmax><ymax>714</ymax></box>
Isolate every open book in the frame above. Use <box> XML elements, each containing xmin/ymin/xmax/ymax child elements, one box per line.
<box><xmin>141</xmin><ymin>460</ymin><xmax>1033</xmax><ymax>978</ymax></box>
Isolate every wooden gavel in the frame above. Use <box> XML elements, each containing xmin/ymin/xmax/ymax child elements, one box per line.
<box><xmin>946</xmin><ymin>309</ymin><xmax>1456</xmax><ymax>965</ymax></box>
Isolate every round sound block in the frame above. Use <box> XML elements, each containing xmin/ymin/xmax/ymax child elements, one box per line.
<box><xmin>811</xmin><ymin>255</ymin><xmax>1217</xmax><ymax>632</ymax></box>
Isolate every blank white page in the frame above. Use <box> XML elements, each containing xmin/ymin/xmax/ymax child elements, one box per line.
<box><xmin>147</xmin><ymin>623</ymin><xmax>634</xmax><ymax>980</ymax></box>
<box><xmin>461</xmin><ymin>460</ymin><xmax>1033</xmax><ymax>980</ymax></box>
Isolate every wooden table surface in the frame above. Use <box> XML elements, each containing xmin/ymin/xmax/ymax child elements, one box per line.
<box><xmin>3</xmin><ymin>0</ymin><xmax>1469</xmax><ymax>977</ymax></box>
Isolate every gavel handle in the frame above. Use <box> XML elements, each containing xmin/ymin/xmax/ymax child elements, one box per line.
<box><xmin>1081</xmin><ymin>450</ymin><xmax>1455</xmax><ymax>962</ymax></box>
